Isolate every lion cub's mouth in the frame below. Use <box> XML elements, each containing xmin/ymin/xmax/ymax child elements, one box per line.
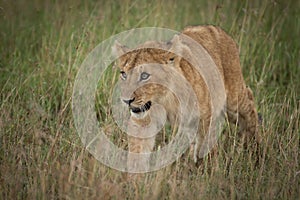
<box><xmin>130</xmin><ymin>101</ymin><xmax>152</xmax><ymax>113</ymax></box>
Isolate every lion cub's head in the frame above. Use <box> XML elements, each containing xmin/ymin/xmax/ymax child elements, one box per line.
<box><xmin>112</xmin><ymin>37</ymin><xmax>184</xmax><ymax>118</ymax></box>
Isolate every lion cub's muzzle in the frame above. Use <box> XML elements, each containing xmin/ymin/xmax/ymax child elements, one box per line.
<box><xmin>123</xmin><ymin>98</ymin><xmax>152</xmax><ymax>113</ymax></box>
<box><xmin>130</xmin><ymin>101</ymin><xmax>152</xmax><ymax>113</ymax></box>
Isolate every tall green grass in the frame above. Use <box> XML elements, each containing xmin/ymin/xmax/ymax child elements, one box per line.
<box><xmin>0</xmin><ymin>0</ymin><xmax>299</xmax><ymax>199</ymax></box>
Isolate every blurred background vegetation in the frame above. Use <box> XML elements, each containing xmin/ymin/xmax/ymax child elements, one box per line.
<box><xmin>0</xmin><ymin>0</ymin><xmax>299</xmax><ymax>199</ymax></box>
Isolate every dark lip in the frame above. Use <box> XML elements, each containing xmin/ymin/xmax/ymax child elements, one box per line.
<box><xmin>130</xmin><ymin>101</ymin><xmax>152</xmax><ymax>113</ymax></box>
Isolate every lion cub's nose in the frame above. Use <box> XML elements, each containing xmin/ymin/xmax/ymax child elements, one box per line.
<box><xmin>123</xmin><ymin>97</ymin><xmax>135</xmax><ymax>105</ymax></box>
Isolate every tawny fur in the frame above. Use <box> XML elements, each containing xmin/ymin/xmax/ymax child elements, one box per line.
<box><xmin>113</xmin><ymin>25</ymin><xmax>259</xmax><ymax>164</ymax></box>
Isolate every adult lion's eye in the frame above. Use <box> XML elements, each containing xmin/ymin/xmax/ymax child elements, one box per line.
<box><xmin>120</xmin><ymin>71</ymin><xmax>127</xmax><ymax>80</ymax></box>
<box><xmin>140</xmin><ymin>72</ymin><xmax>150</xmax><ymax>81</ymax></box>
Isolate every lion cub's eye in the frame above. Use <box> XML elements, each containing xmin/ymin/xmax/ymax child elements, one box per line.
<box><xmin>120</xmin><ymin>71</ymin><xmax>127</xmax><ymax>80</ymax></box>
<box><xmin>140</xmin><ymin>72</ymin><xmax>150</xmax><ymax>81</ymax></box>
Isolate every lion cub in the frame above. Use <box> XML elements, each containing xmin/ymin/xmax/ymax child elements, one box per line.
<box><xmin>113</xmin><ymin>25</ymin><xmax>259</xmax><ymax>167</ymax></box>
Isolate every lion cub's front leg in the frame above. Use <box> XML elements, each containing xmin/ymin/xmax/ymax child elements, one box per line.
<box><xmin>126</xmin><ymin>115</ymin><xmax>156</xmax><ymax>172</ymax></box>
<box><xmin>127</xmin><ymin>136</ymin><xmax>156</xmax><ymax>172</ymax></box>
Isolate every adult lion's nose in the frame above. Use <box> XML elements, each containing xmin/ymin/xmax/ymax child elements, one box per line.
<box><xmin>123</xmin><ymin>97</ymin><xmax>135</xmax><ymax>105</ymax></box>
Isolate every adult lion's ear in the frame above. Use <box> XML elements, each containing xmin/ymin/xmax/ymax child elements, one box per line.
<box><xmin>112</xmin><ymin>40</ymin><xmax>130</xmax><ymax>57</ymax></box>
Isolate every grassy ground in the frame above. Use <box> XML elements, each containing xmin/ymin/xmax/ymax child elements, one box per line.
<box><xmin>0</xmin><ymin>0</ymin><xmax>299</xmax><ymax>199</ymax></box>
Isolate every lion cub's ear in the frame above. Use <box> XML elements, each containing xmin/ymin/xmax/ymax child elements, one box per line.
<box><xmin>112</xmin><ymin>40</ymin><xmax>130</xmax><ymax>57</ymax></box>
<box><xmin>167</xmin><ymin>35</ymin><xmax>184</xmax><ymax>65</ymax></box>
<box><xmin>170</xmin><ymin>34</ymin><xmax>184</xmax><ymax>55</ymax></box>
